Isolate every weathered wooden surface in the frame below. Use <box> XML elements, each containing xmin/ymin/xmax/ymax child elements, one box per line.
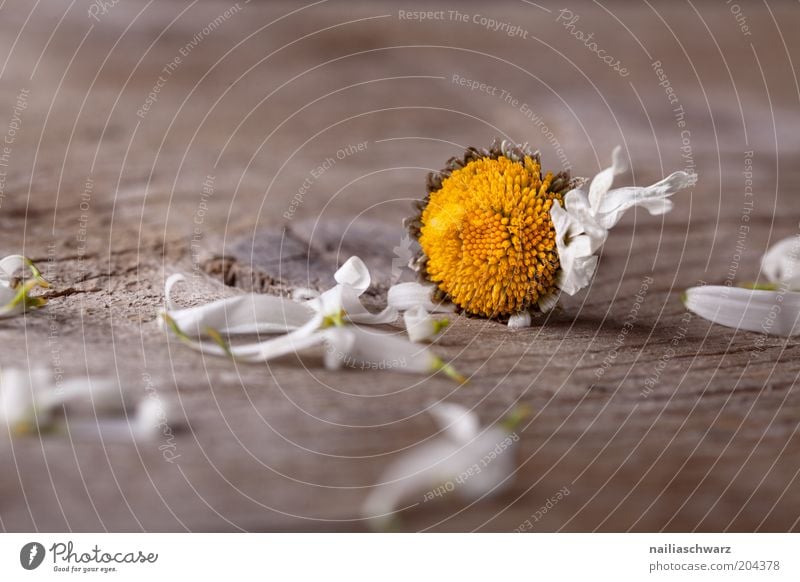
<box><xmin>1</xmin><ymin>0</ymin><xmax>799</xmax><ymax>531</ymax></box>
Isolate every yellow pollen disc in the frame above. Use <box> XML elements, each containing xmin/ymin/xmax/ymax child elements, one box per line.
<box><xmin>419</xmin><ymin>155</ymin><xmax>562</xmax><ymax>317</ymax></box>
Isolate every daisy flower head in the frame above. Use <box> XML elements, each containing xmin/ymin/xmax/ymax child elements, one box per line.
<box><xmin>405</xmin><ymin>139</ymin><xmax>697</xmax><ymax>326</ymax></box>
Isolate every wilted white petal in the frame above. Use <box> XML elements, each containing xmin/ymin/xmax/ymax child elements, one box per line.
<box><xmin>684</xmin><ymin>285</ymin><xmax>800</xmax><ymax>336</ymax></box>
<box><xmin>362</xmin><ymin>404</ymin><xmax>517</xmax><ymax>529</ymax></box>
<box><xmin>550</xmin><ymin>197</ymin><xmax>602</xmax><ymax>297</ymax></box>
<box><xmin>63</xmin><ymin>396</ymin><xmax>179</xmax><ymax>443</ymax></box>
<box><xmin>761</xmin><ymin>236</ymin><xmax>800</xmax><ymax>287</ymax></box>
<box><xmin>322</xmin><ymin>327</ymin><xmax>355</xmax><ymax>370</ymax></box>
<box><xmin>0</xmin><ymin>368</ymin><xmax>132</xmax><ymax>437</ymax></box>
<box><xmin>507</xmin><ymin>311</ymin><xmax>531</xmax><ymax>329</ymax></box>
<box><xmin>41</xmin><ymin>377</ymin><xmax>126</xmax><ymax>414</ymax></box>
<box><xmin>334</xmin><ymin>256</ymin><xmax>371</xmax><ymax>293</ymax></box>
<box><xmin>387</xmin><ymin>282</ymin><xmax>454</xmax><ymax>313</ymax></box>
<box><xmin>593</xmin><ymin>170</ymin><xmax>697</xmax><ymax>229</ymax></box>
<box><xmin>0</xmin><ymin>285</ymin><xmax>19</xmax><ymax>318</ymax></box>
<box><xmin>0</xmin><ymin>368</ymin><xmax>51</xmax><ymax>433</ymax></box>
<box><xmin>340</xmin><ymin>284</ymin><xmax>397</xmax><ymax>325</ymax></box>
<box><xmin>0</xmin><ymin>255</ymin><xmax>28</xmax><ymax>284</ymax></box>
<box><xmin>164</xmin><ymin>257</ymin><xmax>461</xmax><ymax>379</ymax></box>
<box><xmin>131</xmin><ymin>396</ymin><xmax>184</xmax><ymax>442</ymax></box>
<box><xmin>537</xmin><ymin>291</ymin><xmax>560</xmax><ymax>313</ymax></box>
<box><xmin>171</xmin><ymin>322</ymin><xmax>330</xmax><ymax>364</ymax></box>
<box><xmin>428</xmin><ymin>402</ymin><xmax>480</xmax><ymax>443</ymax></box>
<box><xmin>163</xmin><ymin>274</ymin><xmax>315</xmax><ymax>336</ymax></box>
<box><xmin>404</xmin><ymin>305</ymin><xmax>448</xmax><ymax>342</ymax></box>
<box><xmin>551</xmin><ymin>150</ymin><xmax>696</xmax><ymax>300</ymax></box>
<box><xmin>588</xmin><ymin>145</ymin><xmax>627</xmax><ymax>212</ymax></box>
<box><xmin>334</xmin><ymin>325</ymin><xmax>444</xmax><ymax>375</ymax></box>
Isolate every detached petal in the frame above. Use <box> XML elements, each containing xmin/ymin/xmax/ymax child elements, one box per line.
<box><xmin>340</xmin><ymin>285</ymin><xmax>397</xmax><ymax>325</ymax></box>
<box><xmin>507</xmin><ymin>311</ymin><xmax>531</xmax><ymax>329</ymax></box>
<box><xmin>333</xmin><ymin>325</ymin><xmax>444</xmax><ymax>375</ymax></box>
<box><xmin>0</xmin><ymin>255</ymin><xmax>49</xmax><ymax>288</ymax></box>
<box><xmin>362</xmin><ymin>404</ymin><xmax>517</xmax><ymax>530</ymax></box>
<box><xmin>163</xmin><ymin>274</ymin><xmax>315</xmax><ymax>336</ymax></box>
<box><xmin>428</xmin><ymin>402</ymin><xmax>480</xmax><ymax>443</ymax></box>
<box><xmin>1</xmin><ymin>368</ymin><xmax>133</xmax><ymax>438</ymax></box>
<box><xmin>0</xmin><ymin>368</ymin><xmax>52</xmax><ymax>433</ymax></box>
<box><xmin>0</xmin><ymin>279</ymin><xmax>47</xmax><ymax>318</ymax></box>
<box><xmin>684</xmin><ymin>285</ymin><xmax>800</xmax><ymax>336</ymax></box>
<box><xmin>387</xmin><ymin>282</ymin><xmax>454</xmax><ymax>313</ymax></box>
<box><xmin>334</xmin><ymin>256</ymin><xmax>371</xmax><ymax>293</ymax></box>
<box><xmin>404</xmin><ymin>305</ymin><xmax>448</xmax><ymax>342</ymax></box>
<box><xmin>761</xmin><ymin>236</ymin><xmax>800</xmax><ymax>287</ymax></box>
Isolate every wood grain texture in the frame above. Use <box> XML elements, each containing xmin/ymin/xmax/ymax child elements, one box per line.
<box><xmin>0</xmin><ymin>0</ymin><xmax>798</xmax><ymax>532</ymax></box>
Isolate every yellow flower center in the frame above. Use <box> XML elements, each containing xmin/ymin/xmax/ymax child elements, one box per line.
<box><xmin>419</xmin><ymin>155</ymin><xmax>562</xmax><ymax>317</ymax></box>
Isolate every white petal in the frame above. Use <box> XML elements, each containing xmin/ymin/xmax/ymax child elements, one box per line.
<box><xmin>333</xmin><ymin>325</ymin><xmax>441</xmax><ymax>374</ymax></box>
<box><xmin>340</xmin><ymin>284</ymin><xmax>397</xmax><ymax>325</ymax></box>
<box><xmin>0</xmin><ymin>368</ymin><xmax>42</xmax><ymax>432</ymax></box>
<box><xmin>684</xmin><ymin>285</ymin><xmax>800</xmax><ymax>336</ymax></box>
<box><xmin>552</xmin><ymin>163</ymin><xmax>695</xmax><ymax>299</ymax></box>
<box><xmin>334</xmin><ymin>256</ymin><xmax>371</xmax><ymax>293</ymax></box>
<box><xmin>0</xmin><ymin>285</ymin><xmax>21</xmax><ymax>318</ymax></box>
<box><xmin>387</xmin><ymin>282</ymin><xmax>454</xmax><ymax>313</ymax></box>
<box><xmin>1</xmin><ymin>368</ymin><xmax>129</xmax><ymax>436</ymax></box>
<box><xmin>362</xmin><ymin>439</ymin><xmax>461</xmax><ymax>529</ymax></box>
<box><xmin>362</xmin><ymin>409</ymin><xmax>517</xmax><ymax>530</ymax></box>
<box><xmin>163</xmin><ymin>274</ymin><xmax>315</xmax><ymax>336</ymax></box>
<box><xmin>537</xmin><ymin>291</ymin><xmax>560</xmax><ymax>313</ymax></box>
<box><xmin>761</xmin><ymin>236</ymin><xmax>800</xmax><ymax>287</ymax></box>
<box><xmin>0</xmin><ymin>255</ymin><xmax>28</xmax><ymax>285</ymax></box>
<box><xmin>404</xmin><ymin>305</ymin><xmax>447</xmax><ymax>342</ymax></box>
<box><xmin>556</xmin><ymin>252</ymin><xmax>598</xmax><ymax>296</ymax></box>
<box><xmin>593</xmin><ymin>170</ymin><xmax>697</xmax><ymax>229</ymax></box>
<box><xmin>41</xmin><ymin>377</ymin><xmax>126</xmax><ymax>414</ymax></box>
<box><xmin>179</xmin><ymin>325</ymin><xmax>330</xmax><ymax>363</ymax></box>
<box><xmin>550</xmin><ymin>198</ymin><xmax>604</xmax><ymax>296</ymax></box>
<box><xmin>428</xmin><ymin>402</ymin><xmax>480</xmax><ymax>443</ymax></box>
<box><xmin>507</xmin><ymin>311</ymin><xmax>531</xmax><ymax>329</ymax></box>
<box><xmin>588</xmin><ymin>145</ymin><xmax>627</xmax><ymax>212</ymax></box>
<box><xmin>132</xmin><ymin>396</ymin><xmax>184</xmax><ymax>442</ymax></box>
<box><xmin>322</xmin><ymin>327</ymin><xmax>355</xmax><ymax>370</ymax></box>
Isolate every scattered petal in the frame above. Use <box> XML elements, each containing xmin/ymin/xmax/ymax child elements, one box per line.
<box><xmin>0</xmin><ymin>367</ymin><xmax>161</xmax><ymax>441</ymax></box>
<box><xmin>684</xmin><ymin>285</ymin><xmax>800</xmax><ymax>336</ymax></box>
<box><xmin>0</xmin><ymin>255</ymin><xmax>50</xmax><ymax>288</ymax></box>
<box><xmin>761</xmin><ymin>236</ymin><xmax>800</xmax><ymax>287</ymax></box>
<box><xmin>507</xmin><ymin>311</ymin><xmax>532</xmax><ymax>329</ymax></box>
<box><xmin>334</xmin><ymin>256</ymin><xmax>371</xmax><ymax>293</ymax></box>
<box><xmin>387</xmin><ymin>282</ymin><xmax>454</xmax><ymax>313</ymax></box>
<box><xmin>362</xmin><ymin>403</ymin><xmax>518</xmax><ymax>530</ymax></box>
<box><xmin>327</xmin><ymin>325</ymin><xmax>449</xmax><ymax>376</ymax></box>
<box><xmin>427</xmin><ymin>402</ymin><xmax>481</xmax><ymax>443</ymax></box>
<box><xmin>163</xmin><ymin>257</ymin><xmax>463</xmax><ymax>380</ymax></box>
<box><xmin>0</xmin><ymin>255</ymin><xmax>49</xmax><ymax>319</ymax></box>
<box><xmin>163</xmin><ymin>274</ymin><xmax>314</xmax><ymax>336</ymax></box>
<box><xmin>404</xmin><ymin>305</ymin><xmax>448</xmax><ymax>342</ymax></box>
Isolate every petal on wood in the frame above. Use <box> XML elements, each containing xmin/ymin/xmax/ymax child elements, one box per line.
<box><xmin>684</xmin><ymin>285</ymin><xmax>800</xmax><ymax>336</ymax></box>
<box><xmin>761</xmin><ymin>236</ymin><xmax>800</xmax><ymax>287</ymax></box>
